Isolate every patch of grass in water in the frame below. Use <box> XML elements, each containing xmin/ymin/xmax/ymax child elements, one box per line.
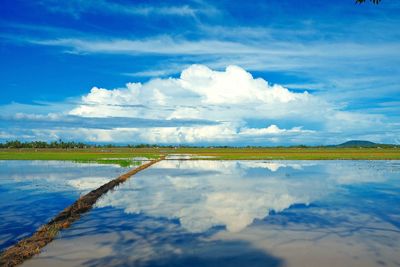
<box><xmin>74</xmin><ymin>159</ymin><xmax>143</xmax><ymax>167</ymax></box>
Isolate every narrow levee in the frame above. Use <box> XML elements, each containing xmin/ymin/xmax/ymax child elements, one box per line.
<box><xmin>0</xmin><ymin>156</ymin><xmax>165</xmax><ymax>267</ymax></box>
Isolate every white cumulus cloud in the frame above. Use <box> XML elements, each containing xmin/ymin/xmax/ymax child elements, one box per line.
<box><xmin>70</xmin><ymin>64</ymin><xmax>317</xmax><ymax>119</ymax></box>
<box><xmin>65</xmin><ymin>64</ymin><xmax>384</xmax><ymax>144</ymax></box>
<box><xmin>1</xmin><ymin>64</ymin><xmax>392</xmax><ymax>145</ymax></box>
<box><xmin>66</xmin><ymin>64</ymin><xmax>328</xmax><ymax>144</ymax></box>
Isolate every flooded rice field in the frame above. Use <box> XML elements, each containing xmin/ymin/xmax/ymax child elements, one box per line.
<box><xmin>2</xmin><ymin>160</ymin><xmax>400</xmax><ymax>266</ymax></box>
<box><xmin>0</xmin><ymin>160</ymin><xmax>133</xmax><ymax>251</ymax></box>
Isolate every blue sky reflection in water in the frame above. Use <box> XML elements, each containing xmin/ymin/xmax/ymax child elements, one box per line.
<box><xmin>25</xmin><ymin>160</ymin><xmax>400</xmax><ymax>267</ymax></box>
<box><xmin>0</xmin><ymin>160</ymin><xmax>131</xmax><ymax>251</ymax></box>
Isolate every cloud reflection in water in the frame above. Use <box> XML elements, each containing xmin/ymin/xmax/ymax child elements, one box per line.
<box><xmin>95</xmin><ymin>160</ymin><xmax>396</xmax><ymax>233</ymax></box>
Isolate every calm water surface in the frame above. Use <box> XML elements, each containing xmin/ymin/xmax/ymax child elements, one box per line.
<box><xmin>0</xmin><ymin>160</ymin><xmax>132</xmax><ymax>251</ymax></box>
<box><xmin>21</xmin><ymin>160</ymin><xmax>400</xmax><ymax>267</ymax></box>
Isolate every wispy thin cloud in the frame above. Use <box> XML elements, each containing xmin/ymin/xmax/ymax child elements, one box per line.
<box><xmin>38</xmin><ymin>0</ymin><xmax>219</xmax><ymax>18</ymax></box>
<box><xmin>29</xmin><ymin>36</ymin><xmax>400</xmax><ymax>65</ymax></box>
<box><xmin>26</xmin><ymin>32</ymin><xmax>397</xmax><ymax>111</ymax></box>
<box><xmin>0</xmin><ymin>113</ymin><xmax>219</xmax><ymax>130</ymax></box>
<box><xmin>4</xmin><ymin>23</ymin><xmax>398</xmax><ymax>112</ymax></box>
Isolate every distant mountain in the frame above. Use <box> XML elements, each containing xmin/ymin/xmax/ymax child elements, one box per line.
<box><xmin>336</xmin><ymin>140</ymin><xmax>378</xmax><ymax>147</ymax></box>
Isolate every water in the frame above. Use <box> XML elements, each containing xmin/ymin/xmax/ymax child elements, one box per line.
<box><xmin>0</xmin><ymin>160</ymin><xmax>132</xmax><ymax>251</ymax></box>
<box><xmin>19</xmin><ymin>160</ymin><xmax>400</xmax><ymax>266</ymax></box>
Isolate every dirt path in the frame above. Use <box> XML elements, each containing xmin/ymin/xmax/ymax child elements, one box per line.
<box><xmin>0</xmin><ymin>156</ymin><xmax>165</xmax><ymax>267</ymax></box>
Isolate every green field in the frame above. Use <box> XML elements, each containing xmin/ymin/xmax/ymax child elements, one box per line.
<box><xmin>0</xmin><ymin>148</ymin><xmax>162</xmax><ymax>167</ymax></box>
<box><xmin>1</xmin><ymin>147</ymin><xmax>400</xmax><ymax>166</ymax></box>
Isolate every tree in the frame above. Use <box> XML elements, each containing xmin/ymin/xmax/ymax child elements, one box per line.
<box><xmin>356</xmin><ymin>0</ymin><xmax>381</xmax><ymax>4</ymax></box>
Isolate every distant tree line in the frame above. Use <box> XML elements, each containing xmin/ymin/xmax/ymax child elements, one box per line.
<box><xmin>0</xmin><ymin>140</ymin><xmax>90</xmax><ymax>149</ymax></box>
<box><xmin>0</xmin><ymin>140</ymin><xmax>185</xmax><ymax>149</ymax></box>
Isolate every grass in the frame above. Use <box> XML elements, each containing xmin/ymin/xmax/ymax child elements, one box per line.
<box><xmin>0</xmin><ymin>148</ymin><xmax>161</xmax><ymax>166</ymax></box>
<box><xmin>179</xmin><ymin>147</ymin><xmax>400</xmax><ymax>160</ymax></box>
<box><xmin>1</xmin><ymin>147</ymin><xmax>400</xmax><ymax>161</ymax></box>
<box><xmin>73</xmin><ymin>159</ymin><xmax>144</xmax><ymax>167</ymax></box>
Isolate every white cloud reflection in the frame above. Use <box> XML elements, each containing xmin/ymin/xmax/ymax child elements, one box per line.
<box><xmin>95</xmin><ymin>160</ymin><xmax>394</xmax><ymax>233</ymax></box>
<box><xmin>0</xmin><ymin>160</ymin><xmax>128</xmax><ymax>194</ymax></box>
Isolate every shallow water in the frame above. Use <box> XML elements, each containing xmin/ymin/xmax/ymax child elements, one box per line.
<box><xmin>22</xmin><ymin>160</ymin><xmax>400</xmax><ymax>266</ymax></box>
<box><xmin>0</xmin><ymin>160</ymin><xmax>132</xmax><ymax>251</ymax></box>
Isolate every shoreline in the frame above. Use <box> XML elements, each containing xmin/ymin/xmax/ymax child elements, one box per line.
<box><xmin>1</xmin><ymin>147</ymin><xmax>400</xmax><ymax>161</ymax></box>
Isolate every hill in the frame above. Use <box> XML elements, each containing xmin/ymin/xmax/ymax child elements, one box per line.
<box><xmin>336</xmin><ymin>140</ymin><xmax>378</xmax><ymax>148</ymax></box>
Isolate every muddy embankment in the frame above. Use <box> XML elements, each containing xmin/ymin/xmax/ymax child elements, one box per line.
<box><xmin>0</xmin><ymin>157</ymin><xmax>165</xmax><ymax>267</ymax></box>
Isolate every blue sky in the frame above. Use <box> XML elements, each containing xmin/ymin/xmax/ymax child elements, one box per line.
<box><xmin>0</xmin><ymin>0</ymin><xmax>399</xmax><ymax>145</ymax></box>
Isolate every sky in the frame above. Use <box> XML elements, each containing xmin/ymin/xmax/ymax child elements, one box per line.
<box><xmin>0</xmin><ymin>0</ymin><xmax>399</xmax><ymax>145</ymax></box>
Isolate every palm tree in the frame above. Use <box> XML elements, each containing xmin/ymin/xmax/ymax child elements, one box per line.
<box><xmin>356</xmin><ymin>0</ymin><xmax>381</xmax><ymax>4</ymax></box>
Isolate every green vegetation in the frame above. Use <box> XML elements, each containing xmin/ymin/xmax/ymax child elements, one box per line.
<box><xmin>0</xmin><ymin>140</ymin><xmax>91</xmax><ymax>149</ymax></box>
<box><xmin>0</xmin><ymin>140</ymin><xmax>399</xmax><ymax>162</ymax></box>
<box><xmin>0</xmin><ymin>140</ymin><xmax>174</xmax><ymax>149</ymax></box>
<box><xmin>171</xmin><ymin>147</ymin><xmax>400</xmax><ymax>160</ymax></box>
<box><xmin>1</xmin><ymin>147</ymin><xmax>399</xmax><ymax>161</ymax></box>
<box><xmin>73</xmin><ymin>159</ymin><xmax>143</xmax><ymax>167</ymax></box>
<box><xmin>0</xmin><ymin>147</ymin><xmax>161</xmax><ymax>166</ymax></box>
